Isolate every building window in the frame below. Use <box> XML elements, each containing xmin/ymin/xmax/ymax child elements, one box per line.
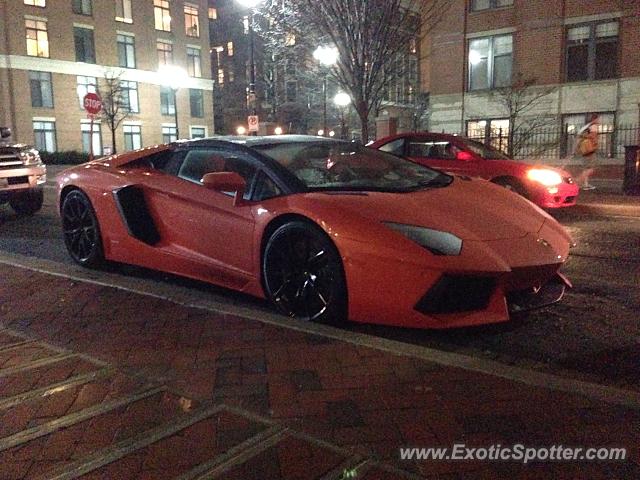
<box><xmin>208</xmin><ymin>7</ymin><xmax>217</xmax><ymax>20</ymax></box>
<box><xmin>123</xmin><ymin>124</ymin><xmax>142</xmax><ymax>150</ymax></box>
<box><xmin>184</xmin><ymin>4</ymin><xmax>199</xmax><ymax>37</ymax></box>
<box><xmin>160</xmin><ymin>87</ymin><xmax>175</xmax><ymax>115</ymax></box>
<box><xmin>120</xmin><ymin>81</ymin><xmax>139</xmax><ymax>113</ymax></box>
<box><xmin>566</xmin><ymin>21</ymin><xmax>618</xmax><ymax>82</ymax></box>
<box><xmin>189</xmin><ymin>89</ymin><xmax>203</xmax><ymax>117</ymax></box>
<box><xmin>217</xmin><ymin>68</ymin><xmax>224</xmax><ymax>85</ymax></box>
<box><xmin>468</xmin><ymin>34</ymin><xmax>512</xmax><ymax>90</ymax></box>
<box><xmin>154</xmin><ymin>0</ymin><xmax>171</xmax><ymax>32</ymax></box>
<box><xmin>162</xmin><ymin>126</ymin><xmax>177</xmax><ymax>143</ymax></box>
<box><xmin>284</xmin><ymin>33</ymin><xmax>296</xmax><ymax>46</ymax></box>
<box><xmin>116</xmin><ymin>0</ymin><xmax>133</xmax><ymax>23</ymax></box>
<box><xmin>227</xmin><ymin>41</ymin><xmax>234</xmax><ymax>56</ymax></box>
<box><xmin>467</xmin><ymin>118</ymin><xmax>510</xmax><ymax>153</ymax></box>
<box><xmin>157</xmin><ymin>41</ymin><xmax>173</xmax><ymax>66</ymax></box>
<box><xmin>25</xmin><ymin>19</ymin><xmax>49</xmax><ymax>58</ymax></box>
<box><xmin>29</xmin><ymin>71</ymin><xmax>53</xmax><ymax>108</ymax></box>
<box><xmin>117</xmin><ymin>34</ymin><xmax>136</xmax><ymax>68</ymax></box>
<box><xmin>74</xmin><ymin>27</ymin><xmax>96</xmax><ymax>63</ymax></box>
<box><xmin>286</xmin><ymin>81</ymin><xmax>297</xmax><ymax>102</ymax></box>
<box><xmin>243</xmin><ymin>16</ymin><xmax>249</xmax><ymax>35</ymax></box>
<box><xmin>190</xmin><ymin>127</ymin><xmax>206</xmax><ymax>139</ymax></box>
<box><xmin>187</xmin><ymin>47</ymin><xmax>202</xmax><ymax>77</ymax></box>
<box><xmin>81</xmin><ymin>121</ymin><xmax>101</xmax><ymax>155</ymax></box>
<box><xmin>33</xmin><ymin>120</ymin><xmax>56</xmax><ymax>152</ymax></box>
<box><xmin>471</xmin><ymin>0</ymin><xmax>513</xmax><ymax>11</ymax></box>
<box><xmin>24</xmin><ymin>0</ymin><xmax>46</xmax><ymax>6</ymax></box>
<box><xmin>72</xmin><ymin>0</ymin><xmax>92</xmax><ymax>16</ymax></box>
<box><xmin>76</xmin><ymin>76</ymin><xmax>97</xmax><ymax>107</ymax></box>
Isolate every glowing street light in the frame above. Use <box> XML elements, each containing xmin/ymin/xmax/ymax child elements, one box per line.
<box><xmin>274</xmin><ymin>126</ymin><xmax>283</xmax><ymax>135</ymax></box>
<box><xmin>236</xmin><ymin>125</ymin><xmax>247</xmax><ymax>135</ymax></box>
<box><xmin>333</xmin><ymin>91</ymin><xmax>351</xmax><ymax>107</ymax></box>
<box><xmin>158</xmin><ymin>65</ymin><xmax>188</xmax><ymax>140</ymax></box>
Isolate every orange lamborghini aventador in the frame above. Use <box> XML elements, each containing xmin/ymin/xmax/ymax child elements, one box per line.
<box><xmin>57</xmin><ymin>135</ymin><xmax>573</xmax><ymax>329</ymax></box>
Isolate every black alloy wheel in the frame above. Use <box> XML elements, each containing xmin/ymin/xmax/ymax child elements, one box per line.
<box><xmin>263</xmin><ymin>221</ymin><xmax>347</xmax><ymax>324</ymax></box>
<box><xmin>61</xmin><ymin>190</ymin><xmax>104</xmax><ymax>267</ymax></box>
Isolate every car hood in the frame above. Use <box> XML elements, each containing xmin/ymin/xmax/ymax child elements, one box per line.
<box><xmin>307</xmin><ymin>177</ymin><xmax>554</xmax><ymax>241</ymax></box>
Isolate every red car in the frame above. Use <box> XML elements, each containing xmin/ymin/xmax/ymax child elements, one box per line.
<box><xmin>57</xmin><ymin>136</ymin><xmax>573</xmax><ymax>329</ymax></box>
<box><xmin>370</xmin><ymin>133</ymin><xmax>579</xmax><ymax>209</ymax></box>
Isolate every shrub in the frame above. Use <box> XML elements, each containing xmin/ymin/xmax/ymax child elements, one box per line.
<box><xmin>39</xmin><ymin>151</ymin><xmax>93</xmax><ymax>165</ymax></box>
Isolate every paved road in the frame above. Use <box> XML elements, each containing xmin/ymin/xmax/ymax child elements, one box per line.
<box><xmin>1</xmin><ymin>167</ymin><xmax>639</xmax><ymax>391</ymax></box>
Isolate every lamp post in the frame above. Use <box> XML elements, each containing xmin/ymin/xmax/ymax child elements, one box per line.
<box><xmin>333</xmin><ymin>91</ymin><xmax>351</xmax><ymax>140</ymax></box>
<box><xmin>159</xmin><ymin>65</ymin><xmax>188</xmax><ymax>140</ymax></box>
<box><xmin>236</xmin><ymin>0</ymin><xmax>262</xmax><ymax>127</ymax></box>
<box><xmin>313</xmin><ymin>46</ymin><xmax>338</xmax><ymax>137</ymax></box>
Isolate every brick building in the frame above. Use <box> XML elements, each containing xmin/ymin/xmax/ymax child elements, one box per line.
<box><xmin>422</xmin><ymin>0</ymin><xmax>640</xmax><ymax>161</ymax></box>
<box><xmin>0</xmin><ymin>0</ymin><xmax>213</xmax><ymax>154</ymax></box>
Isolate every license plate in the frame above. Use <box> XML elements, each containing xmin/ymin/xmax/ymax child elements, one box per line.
<box><xmin>0</xmin><ymin>178</ymin><xmax>8</xmax><ymax>188</ymax></box>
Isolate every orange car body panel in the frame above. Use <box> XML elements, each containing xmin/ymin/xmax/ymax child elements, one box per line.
<box><xmin>57</xmin><ymin>146</ymin><xmax>573</xmax><ymax>329</ymax></box>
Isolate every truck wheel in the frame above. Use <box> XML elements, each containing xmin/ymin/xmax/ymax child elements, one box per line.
<box><xmin>9</xmin><ymin>189</ymin><xmax>44</xmax><ymax>216</ymax></box>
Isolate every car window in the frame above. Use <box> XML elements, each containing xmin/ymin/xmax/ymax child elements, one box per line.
<box><xmin>407</xmin><ymin>141</ymin><xmax>456</xmax><ymax>160</ymax></box>
<box><xmin>253</xmin><ymin>172</ymin><xmax>282</xmax><ymax>201</ymax></box>
<box><xmin>178</xmin><ymin>149</ymin><xmax>257</xmax><ymax>186</ymax></box>
<box><xmin>379</xmin><ymin>138</ymin><xmax>405</xmax><ymax>156</ymax></box>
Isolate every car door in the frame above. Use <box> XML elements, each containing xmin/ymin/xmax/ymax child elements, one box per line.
<box><xmin>142</xmin><ymin>146</ymin><xmax>259</xmax><ymax>289</ymax></box>
<box><xmin>406</xmin><ymin>137</ymin><xmax>480</xmax><ymax>176</ymax></box>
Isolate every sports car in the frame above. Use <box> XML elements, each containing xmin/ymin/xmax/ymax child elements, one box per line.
<box><xmin>370</xmin><ymin>132</ymin><xmax>580</xmax><ymax>209</ymax></box>
<box><xmin>57</xmin><ymin>135</ymin><xmax>573</xmax><ymax>329</ymax></box>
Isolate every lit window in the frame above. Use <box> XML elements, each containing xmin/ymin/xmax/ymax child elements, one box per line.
<box><xmin>123</xmin><ymin>124</ymin><xmax>142</xmax><ymax>150</ymax></box>
<box><xmin>116</xmin><ymin>0</ymin><xmax>133</xmax><ymax>23</ymax></box>
<box><xmin>25</xmin><ymin>19</ymin><xmax>49</xmax><ymax>58</ymax></box>
<box><xmin>117</xmin><ymin>34</ymin><xmax>136</xmax><ymax>68</ymax></box>
<box><xmin>24</xmin><ymin>0</ymin><xmax>46</xmax><ymax>6</ymax></box>
<box><xmin>154</xmin><ymin>0</ymin><xmax>171</xmax><ymax>32</ymax></box>
<box><xmin>243</xmin><ymin>16</ymin><xmax>249</xmax><ymax>34</ymax></box>
<box><xmin>72</xmin><ymin>0</ymin><xmax>92</xmax><ymax>16</ymax></box>
<box><xmin>284</xmin><ymin>33</ymin><xmax>296</xmax><ymax>46</ymax></box>
<box><xmin>227</xmin><ymin>41</ymin><xmax>234</xmax><ymax>56</ymax></box>
<box><xmin>468</xmin><ymin>34</ymin><xmax>512</xmax><ymax>90</ymax></box>
<box><xmin>33</xmin><ymin>120</ymin><xmax>56</xmax><ymax>152</ymax></box>
<box><xmin>76</xmin><ymin>76</ymin><xmax>97</xmax><ymax>108</ymax></box>
<box><xmin>29</xmin><ymin>71</ymin><xmax>53</xmax><ymax>108</ymax></box>
<box><xmin>208</xmin><ymin>7</ymin><xmax>217</xmax><ymax>20</ymax></box>
<box><xmin>217</xmin><ymin>68</ymin><xmax>224</xmax><ymax>85</ymax></box>
<box><xmin>81</xmin><ymin>121</ymin><xmax>102</xmax><ymax>155</ymax></box>
<box><xmin>187</xmin><ymin>47</ymin><xmax>202</xmax><ymax>77</ymax></box>
<box><xmin>157</xmin><ymin>40</ymin><xmax>173</xmax><ymax>65</ymax></box>
<box><xmin>567</xmin><ymin>21</ymin><xmax>618</xmax><ymax>82</ymax></box>
<box><xmin>184</xmin><ymin>4</ymin><xmax>199</xmax><ymax>37</ymax></box>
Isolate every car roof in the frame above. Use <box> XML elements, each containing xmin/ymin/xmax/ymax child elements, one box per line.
<box><xmin>186</xmin><ymin>134</ymin><xmax>345</xmax><ymax>148</ymax></box>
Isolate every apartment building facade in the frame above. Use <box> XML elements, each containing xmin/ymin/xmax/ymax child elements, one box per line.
<box><xmin>0</xmin><ymin>0</ymin><xmax>213</xmax><ymax>154</ymax></box>
<box><xmin>423</xmin><ymin>0</ymin><xmax>640</xmax><ymax>160</ymax></box>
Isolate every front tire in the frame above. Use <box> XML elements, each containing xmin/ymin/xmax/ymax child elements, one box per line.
<box><xmin>263</xmin><ymin>221</ymin><xmax>347</xmax><ymax>324</ymax></box>
<box><xmin>9</xmin><ymin>189</ymin><xmax>43</xmax><ymax>216</ymax></box>
<box><xmin>61</xmin><ymin>190</ymin><xmax>104</xmax><ymax>268</ymax></box>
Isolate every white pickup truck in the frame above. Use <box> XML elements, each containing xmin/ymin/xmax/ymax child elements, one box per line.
<box><xmin>0</xmin><ymin>127</ymin><xmax>46</xmax><ymax>215</ymax></box>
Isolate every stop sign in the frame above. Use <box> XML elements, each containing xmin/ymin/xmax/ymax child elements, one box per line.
<box><xmin>83</xmin><ymin>92</ymin><xmax>102</xmax><ymax>115</ymax></box>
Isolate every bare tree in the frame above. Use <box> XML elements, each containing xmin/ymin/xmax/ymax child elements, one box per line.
<box><xmin>261</xmin><ymin>0</ymin><xmax>450</xmax><ymax>142</ymax></box>
<box><xmin>99</xmin><ymin>70</ymin><xmax>131</xmax><ymax>154</ymax></box>
<box><xmin>489</xmin><ymin>74</ymin><xmax>557</xmax><ymax>158</ymax></box>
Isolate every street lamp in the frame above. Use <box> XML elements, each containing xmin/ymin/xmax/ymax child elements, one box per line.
<box><xmin>236</xmin><ymin>0</ymin><xmax>262</xmax><ymax>126</ymax></box>
<box><xmin>158</xmin><ymin>65</ymin><xmax>188</xmax><ymax>140</ymax></box>
<box><xmin>333</xmin><ymin>91</ymin><xmax>351</xmax><ymax>140</ymax></box>
<box><xmin>313</xmin><ymin>45</ymin><xmax>338</xmax><ymax>137</ymax></box>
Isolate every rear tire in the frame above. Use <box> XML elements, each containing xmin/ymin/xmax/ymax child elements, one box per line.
<box><xmin>9</xmin><ymin>189</ymin><xmax>43</xmax><ymax>216</ymax></box>
<box><xmin>263</xmin><ymin>221</ymin><xmax>347</xmax><ymax>324</ymax></box>
<box><xmin>61</xmin><ymin>190</ymin><xmax>104</xmax><ymax>268</ymax></box>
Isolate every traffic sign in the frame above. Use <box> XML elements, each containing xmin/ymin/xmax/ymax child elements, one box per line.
<box><xmin>248</xmin><ymin>115</ymin><xmax>259</xmax><ymax>132</ymax></box>
<box><xmin>83</xmin><ymin>92</ymin><xmax>102</xmax><ymax>115</ymax></box>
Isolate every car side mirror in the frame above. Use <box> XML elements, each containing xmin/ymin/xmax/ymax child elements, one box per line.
<box><xmin>0</xmin><ymin>127</ymin><xmax>11</xmax><ymax>139</ymax></box>
<box><xmin>202</xmin><ymin>171</ymin><xmax>246</xmax><ymax>205</ymax></box>
<box><xmin>456</xmin><ymin>150</ymin><xmax>475</xmax><ymax>161</ymax></box>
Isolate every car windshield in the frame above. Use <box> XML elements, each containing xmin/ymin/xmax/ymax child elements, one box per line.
<box><xmin>459</xmin><ymin>138</ymin><xmax>510</xmax><ymax>160</ymax></box>
<box><xmin>252</xmin><ymin>141</ymin><xmax>451</xmax><ymax>193</ymax></box>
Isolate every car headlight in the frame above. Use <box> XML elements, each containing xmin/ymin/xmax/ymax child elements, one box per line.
<box><xmin>19</xmin><ymin>150</ymin><xmax>41</xmax><ymax>165</ymax></box>
<box><xmin>383</xmin><ymin>222</ymin><xmax>462</xmax><ymax>256</ymax></box>
<box><xmin>527</xmin><ymin>168</ymin><xmax>562</xmax><ymax>186</ymax></box>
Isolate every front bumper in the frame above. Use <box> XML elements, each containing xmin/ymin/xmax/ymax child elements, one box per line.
<box><xmin>529</xmin><ymin>181</ymin><xmax>579</xmax><ymax>209</ymax></box>
<box><xmin>0</xmin><ymin>164</ymin><xmax>47</xmax><ymax>200</ymax></box>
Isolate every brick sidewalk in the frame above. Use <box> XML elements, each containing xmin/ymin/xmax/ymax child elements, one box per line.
<box><xmin>0</xmin><ymin>264</ymin><xmax>638</xmax><ymax>479</ymax></box>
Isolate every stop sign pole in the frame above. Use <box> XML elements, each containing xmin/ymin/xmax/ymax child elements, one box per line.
<box><xmin>83</xmin><ymin>92</ymin><xmax>102</xmax><ymax>160</ymax></box>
